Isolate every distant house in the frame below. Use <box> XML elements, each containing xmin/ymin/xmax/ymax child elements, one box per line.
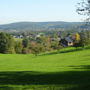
<box><xmin>60</xmin><ymin>37</ymin><xmax>73</xmax><ymax>47</ymax></box>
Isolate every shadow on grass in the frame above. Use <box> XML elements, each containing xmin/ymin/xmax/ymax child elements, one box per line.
<box><xmin>40</xmin><ymin>47</ymin><xmax>84</xmax><ymax>56</ymax></box>
<box><xmin>60</xmin><ymin>48</ymin><xmax>84</xmax><ymax>53</ymax></box>
<box><xmin>69</xmin><ymin>65</ymin><xmax>90</xmax><ymax>70</ymax></box>
<box><xmin>0</xmin><ymin>66</ymin><xmax>90</xmax><ymax>90</ymax></box>
<box><xmin>40</xmin><ymin>46</ymin><xmax>90</xmax><ymax>56</ymax></box>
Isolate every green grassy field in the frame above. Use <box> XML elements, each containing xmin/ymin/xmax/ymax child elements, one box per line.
<box><xmin>0</xmin><ymin>47</ymin><xmax>90</xmax><ymax>90</ymax></box>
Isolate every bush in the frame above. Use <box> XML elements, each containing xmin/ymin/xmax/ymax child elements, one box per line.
<box><xmin>22</xmin><ymin>48</ymin><xmax>30</xmax><ymax>54</ymax></box>
<box><xmin>30</xmin><ymin>43</ymin><xmax>45</xmax><ymax>56</ymax></box>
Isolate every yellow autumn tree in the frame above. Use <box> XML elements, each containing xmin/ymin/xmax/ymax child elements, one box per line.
<box><xmin>74</xmin><ymin>32</ymin><xmax>80</xmax><ymax>42</ymax></box>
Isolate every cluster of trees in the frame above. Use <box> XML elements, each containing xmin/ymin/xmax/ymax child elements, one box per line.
<box><xmin>73</xmin><ymin>31</ymin><xmax>90</xmax><ymax>48</ymax></box>
<box><xmin>0</xmin><ymin>32</ymin><xmax>61</xmax><ymax>55</ymax></box>
<box><xmin>73</xmin><ymin>0</ymin><xmax>90</xmax><ymax>47</ymax></box>
<box><xmin>0</xmin><ymin>30</ymin><xmax>90</xmax><ymax>55</ymax></box>
<box><xmin>0</xmin><ymin>32</ymin><xmax>15</xmax><ymax>53</ymax></box>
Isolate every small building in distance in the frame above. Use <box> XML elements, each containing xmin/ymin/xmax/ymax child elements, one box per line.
<box><xmin>60</xmin><ymin>37</ymin><xmax>74</xmax><ymax>47</ymax></box>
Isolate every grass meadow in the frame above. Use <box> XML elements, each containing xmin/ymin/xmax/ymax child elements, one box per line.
<box><xmin>0</xmin><ymin>47</ymin><xmax>90</xmax><ymax>90</ymax></box>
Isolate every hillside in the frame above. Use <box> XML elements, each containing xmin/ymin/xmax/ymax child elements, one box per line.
<box><xmin>0</xmin><ymin>21</ymin><xmax>85</xmax><ymax>32</ymax></box>
<box><xmin>0</xmin><ymin>47</ymin><xmax>90</xmax><ymax>89</ymax></box>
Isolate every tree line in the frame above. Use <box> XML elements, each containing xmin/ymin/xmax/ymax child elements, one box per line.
<box><xmin>0</xmin><ymin>32</ymin><xmax>61</xmax><ymax>55</ymax></box>
<box><xmin>0</xmin><ymin>31</ymin><xmax>90</xmax><ymax>55</ymax></box>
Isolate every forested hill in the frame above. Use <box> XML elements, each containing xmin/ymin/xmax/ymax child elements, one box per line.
<box><xmin>0</xmin><ymin>21</ymin><xmax>88</xmax><ymax>32</ymax></box>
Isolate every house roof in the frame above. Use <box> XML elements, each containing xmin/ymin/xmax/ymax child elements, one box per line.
<box><xmin>64</xmin><ymin>37</ymin><xmax>73</xmax><ymax>43</ymax></box>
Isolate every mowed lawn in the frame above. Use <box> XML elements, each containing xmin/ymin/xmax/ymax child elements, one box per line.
<box><xmin>0</xmin><ymin>48</ymin><xmax>90</xmax><ymax>90</ymax></box>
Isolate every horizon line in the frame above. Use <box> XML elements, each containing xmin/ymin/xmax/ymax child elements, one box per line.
<box><xmin>0</xmin><ymin>20</ymin><xmax>84</xmax><ymax>25</ymax></box>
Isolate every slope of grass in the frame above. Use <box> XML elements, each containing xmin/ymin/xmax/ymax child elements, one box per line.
<box><xmin>0</xmin><ymin>48</ymin><xmax>90</xmax><ymax>89</ymax></box>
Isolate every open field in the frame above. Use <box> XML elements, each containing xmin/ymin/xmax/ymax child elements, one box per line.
<box><xmin>0</xmin><ymin>47</ymin><xmax>90</xmax><ymax>90</ymax></box>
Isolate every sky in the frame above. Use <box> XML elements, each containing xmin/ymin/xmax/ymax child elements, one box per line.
<box><xmin>0</xmin><ymin>0</ymin><xmax>84</xmax><ymax>24</ymax></box>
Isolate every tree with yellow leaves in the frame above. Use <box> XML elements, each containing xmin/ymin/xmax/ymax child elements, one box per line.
<box><xmin>73</xmin><ymin>32</ymin><xmax>80</xmax><ymax>42</ymax></box>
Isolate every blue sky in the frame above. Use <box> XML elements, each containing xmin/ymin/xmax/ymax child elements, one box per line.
<box><xmin>0</xmin><ymin>0</ymin><xmax>84</xmax><ymax>24</ymax></box>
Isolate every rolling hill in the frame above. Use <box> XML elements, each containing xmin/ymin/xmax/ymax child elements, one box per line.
<box><xmin>0</xmin><ymin>21</ymin><xmax>86</xmax><ymax>32</ymax></box>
